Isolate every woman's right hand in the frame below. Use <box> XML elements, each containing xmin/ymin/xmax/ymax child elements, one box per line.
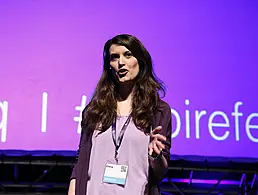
<box><xmin>68</xmin><ymin>179</ymin><xmax>76</xmax><ymax>195</ymax></box>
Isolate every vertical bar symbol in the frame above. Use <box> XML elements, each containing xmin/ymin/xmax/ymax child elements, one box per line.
<box><xmin>0</xmin><ymin>101</ymin><xmax>8</xmax><ymax>142</ymax></box>
<box><xmin>41</xmin><ymin>92</ymin><xmax>48</xmax><ymax>133</ymax></box>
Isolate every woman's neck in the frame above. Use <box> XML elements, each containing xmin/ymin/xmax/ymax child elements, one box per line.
<box><xmin>116</xmin><ymin>81</ymin><xmax>134</xmax><ymax>116</ymax></box>
<box><xmin>117</xmin><ymin>81</ymin><xmax>134</xmax><ymax>101</ymax></box>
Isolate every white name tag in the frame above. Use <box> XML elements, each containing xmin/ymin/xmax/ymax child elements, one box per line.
<box><xmin>103</xmin><ymin>163</ymin><xmax>128</xmax><ymax>185</ymax></box>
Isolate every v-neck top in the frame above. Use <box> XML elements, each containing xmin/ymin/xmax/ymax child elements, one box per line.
<box><xmin>86</xmin><ymin>116</ymin><xmax>150</xmax><ymax>195</ymax></box>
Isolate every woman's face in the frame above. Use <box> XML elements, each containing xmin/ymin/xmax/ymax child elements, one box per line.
<box><xmin>109</xmin><ymin>44</ymin><xmax>139</xmax><ymax>83</ymax></box>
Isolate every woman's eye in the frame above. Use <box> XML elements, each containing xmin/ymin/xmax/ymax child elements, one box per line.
<box><xmin>110</xmin><ymin>54</ymin><xmax>119</xmax><ymax>61</ymax></box>
<box><xmin>125</xmin><ymin>52</ymin><xmax>132</xmax><ymax>57</ymax></box>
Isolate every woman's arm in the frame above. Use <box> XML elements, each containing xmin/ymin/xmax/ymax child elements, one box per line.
<box><xmin>68</xmin><ymin>108</ymin><xmax>87</xmax><ymax>194</ymax></box>
<box><xmin>149</xmin><ymin>104</ymin><xmax>172</xmax><ymax>181</ymax></box>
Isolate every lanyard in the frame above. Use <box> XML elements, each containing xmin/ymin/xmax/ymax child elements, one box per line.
<box><xmin>112</xmin><ymin>115</ymin><xmax>132</xmax><ymax>162</ymax></box>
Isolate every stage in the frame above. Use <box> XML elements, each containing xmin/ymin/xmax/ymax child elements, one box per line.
<box><xmin>0</xmin><ymin>151</ymin><xmax>257</xmax><ymax>195</ymax></box>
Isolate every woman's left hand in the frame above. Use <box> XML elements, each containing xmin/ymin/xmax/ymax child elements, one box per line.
<box><xmin>148</xmin><ymin>126</ymin><xmax>166</xmax><ymax>156</ymax></box>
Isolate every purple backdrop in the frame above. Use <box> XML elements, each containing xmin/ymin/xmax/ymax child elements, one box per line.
<box><xmin>0</xmin><ymin>0</ymin><xmax>258</xmax><ymax>160</ymax></box>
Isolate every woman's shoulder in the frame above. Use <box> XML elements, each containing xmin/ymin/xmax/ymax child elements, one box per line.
<box><xmin>152</xmin><ymin>99</ymin><xmax>172</xmax><ymax>131</ymax></box>
<box><xmin>156</xmin><ymin>99</ymin><xmax>171</xmax><ymax>113</ymax></box>
<box><xmin>152</xmin><ymin>99</ymin><xmax>171</xmax><ymax>121</ymax></box>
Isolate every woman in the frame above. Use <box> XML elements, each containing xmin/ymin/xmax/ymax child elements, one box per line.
<box><xmin>68</xmin><ymin>34</ymin><xmax>172</xmax><ymax>195</ymax></box>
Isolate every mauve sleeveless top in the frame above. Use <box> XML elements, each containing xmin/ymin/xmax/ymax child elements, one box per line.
<box><xmin>86</xmin><ymin>116</ymin><xmax>150</xmax><ymax>195</ymax></box>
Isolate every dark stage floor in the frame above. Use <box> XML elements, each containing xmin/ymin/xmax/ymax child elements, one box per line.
<box><xmin>0</xmin><ymin>154</ymin><xmax>257</xmax><ymax>195</ymax></box>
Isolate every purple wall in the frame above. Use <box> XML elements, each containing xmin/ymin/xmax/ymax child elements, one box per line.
<box><xmin>0</xmin><ymin>0</ymin><xmax>258</xmax><ymax>160</ymax></box>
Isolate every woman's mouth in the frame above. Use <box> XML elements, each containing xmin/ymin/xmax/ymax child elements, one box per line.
<box><xmin>118</xmin><ymin>69</ymin><xmax>128</xmax><ymax>77</ymax></box>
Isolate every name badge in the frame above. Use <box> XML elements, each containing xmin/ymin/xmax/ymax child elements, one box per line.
<box><xmin>103</xmin><ymin>163</ymin><xmax>128</xmax><ymax>185</ymax></box>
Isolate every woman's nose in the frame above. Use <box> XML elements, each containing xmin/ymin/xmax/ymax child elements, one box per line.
<box><xmin>118</xmin><ymin>57</ymin><xmax>125</xmax><ymax>68</ymax></box>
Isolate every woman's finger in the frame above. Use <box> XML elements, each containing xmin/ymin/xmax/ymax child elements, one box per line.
<box><xmin>156</xmin><ymin>140</ymin><xmax>165</xmax><ymax>150</ymax></box>
<box><xmin>148</xmin><ymin>143</ymin><xmax>153</xmax><ymax>156</ymax></box>
<box><xmin>151</xmin><ymin>126</ymin><xmax>162</xmax><ymax>135</ymax></box>
<box><xmin>153</xmin><ymin>141</ymin><xmax>161</xmax><ymax>155</ymax></box>
<box><xmin>151</xmin><ymin>134</ymin><xmax>166</xmax><ymax>142</ymax></box>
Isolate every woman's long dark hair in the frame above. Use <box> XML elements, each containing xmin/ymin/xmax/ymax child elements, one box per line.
<box><xmin>82</xmin><ymin>34</ymin><xmax>166</xmax><ymax>133</ymax></box>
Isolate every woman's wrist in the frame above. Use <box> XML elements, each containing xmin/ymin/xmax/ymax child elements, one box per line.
<box><xmin>148</xmin><ymin>149</ymin><xmax>163</xmax><ymax>161</ymax></box>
